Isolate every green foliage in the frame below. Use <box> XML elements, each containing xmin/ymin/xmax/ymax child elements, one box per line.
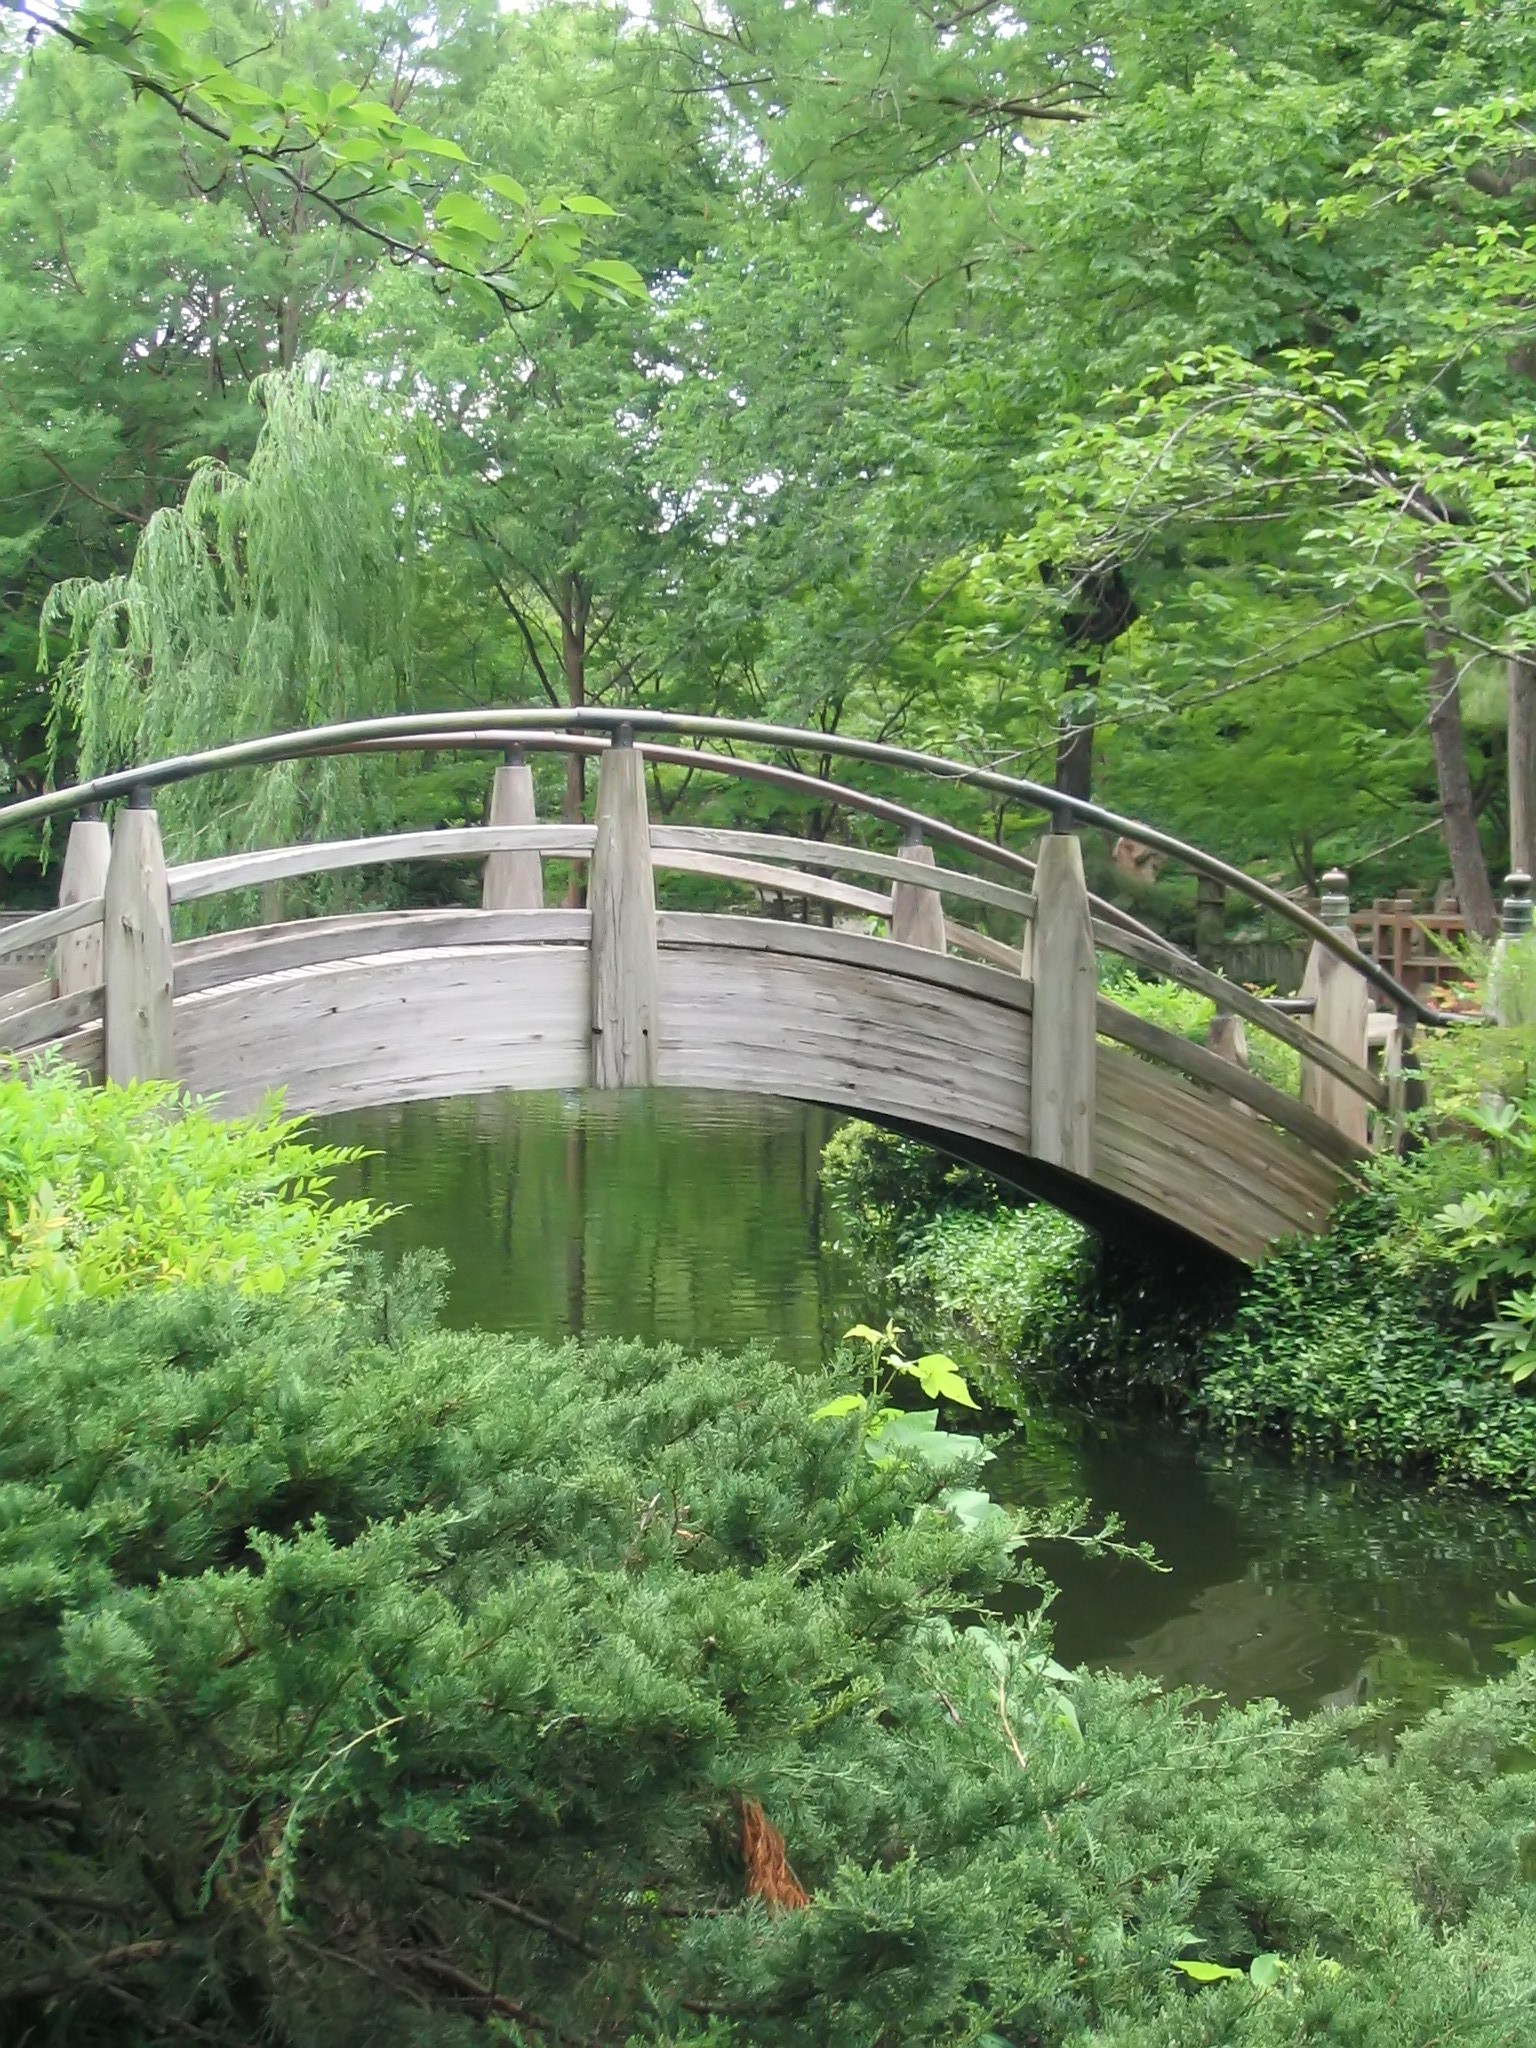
<box><xmin>18</xmin><ymin>0</ymin><xmax>643</xmax><ymax>313</ymax></box>
<box><xmin>0</xmin><ymin>1055</ymin><xmax>375</xmax><ymax>1328</ymax></box>
<box><xmin>5</xmin><ymin>1274</ymin><xmax>1536</xmax><ymax>2044</ymax></box>
<box><xmin>820</xmin><ymin>1120</ymin><xmax>1004</xmax><ymax>1271</ymax></box>
<box><xmin>1099</xmin><ymin>963</ymin><xmax>1301</xmax><ymax>1096</ymax></box>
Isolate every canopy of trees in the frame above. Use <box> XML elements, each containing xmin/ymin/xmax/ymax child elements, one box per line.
<box><xmin>4</xmin><ymin>0</ymin><xmax>1535</xmax><ymax>921</ymax></box>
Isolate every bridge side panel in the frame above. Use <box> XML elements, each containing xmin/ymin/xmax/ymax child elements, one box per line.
<box><xmin>172</xmin><ymin>945</ymin><xmax>589</xmax><ymax>1116</ymax></box>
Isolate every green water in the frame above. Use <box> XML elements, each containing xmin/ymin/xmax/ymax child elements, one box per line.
<box><xmin>325</xmin><ymin>1090</ymin><xmax>1536</xmax><ymax>1721</ymax></box>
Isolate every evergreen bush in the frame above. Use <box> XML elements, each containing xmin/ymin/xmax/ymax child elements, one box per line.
<box><xmin>4</xmin><ymin>1274</ymin><xmax>1536</xmax><ymax>2045</ymax></box>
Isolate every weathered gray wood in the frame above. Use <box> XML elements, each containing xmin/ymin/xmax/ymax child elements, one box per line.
<box><xmin>1091</xmin><ymin>915</ymin><xmax>1386</xmax><ymax>1111</ymax></box>
<box><xmin>656</xmin><ymin>911</ymin><xmax>1032</xmax><ymax>1011</ymax></box>
<box><xmin>104</xmin><ymin>804</ymin><xmax>174</xmax><ymax>1083</ymax></box>
<box><xmin>0</xmin><ymin>984</ymin><xmax>106</xmax><ymax>1054</ymax></box>
<box><xmin>1207</xmin><ymin>1012</ymin><xmax>1249</xmax><ymax>1070</ymax></box>
<box><xmin>653</xmin><ymin>847</ymin><xmax>891</xmax><ymax>921</ymax></box>
<box><xmin>650</xmin><ymin>826</ymin><xmax>1037</xmax><ymax>921</ymax></box>
<box><xmin>56</xmin><ymin>816</ymin><xmax>111</xmax><ymax>998</ymax></box>
<box><xmin>1297</xmin><ymin>889</ymin><xmax>1373</xmax><ymax>1146</ymax></box>
<box><xmin>1097</xmin><ymin>997</ymin><xmax>1364</xmax><ymax>1168</ymax></box>
<box><xmin>589</xmin><ymin>742</ymin><xmax>658</xmax><ymax>1087</ymax></box>
<box><xmin>890</xmin><ymin>835</ymin><xmax>946</xmax><ymax>952</ymax></box>
<box><xmin>169</xmin><ymin>825</ymin><xmax>597</xmax><ymax>906</ymax></box>
<box><xmin>0</xmin><ymin>894</ymin><xmax>104</xmax><ymax>965</ymax></box>
<box><xmin>947</xmin><ymin>924</ymin><xmax>1024</xmax><ymax>973</ymax></box>
<box><xmin>174</xmin><ymin>909</ymin><xmax>590</xmax><ymax>997</ymax></box>
<box><xmin>481</xmin><ymin>761</ymin><xmax>545</xmax><ymax>911</ymax></box>
<box><xmin>174</xmin><ymin>945</ymin><xmax>589</xmax><ymax>1116</ymax></box>
<box><xmin>0</xmin><ymin>977</ymin><xmax>55</xmax><ymax>1022</ymax></box>
<box><xmin>1031</xmin><ymin>833</ymin><xmax>1096</xmax><ymax>1176</ymax></box>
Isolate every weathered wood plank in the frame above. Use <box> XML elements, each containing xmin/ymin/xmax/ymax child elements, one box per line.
<box><xmin>0</xmin><ymin>977</ymin><xmax>56</xmax><ymax>1022</ymax></box>
<box><xmin>890</xmin><ymin>836</ymin><xmax>946</xmax><ymax>952</ymax></box>
<box><xmin>589</xmin><ymin>741</ymin><xmax>658</xmax><ymax>1088</ymax></box>
<box><xmin>0</xmin><ymin>894</ymin><xmax>103</xmax><ymax>965</ymax></box>
<box><xmin>481</xmin><ymin>761</ymin><xmax>545</xmax><ymax>912</ymax></box>
<box><xmin>174</xmin><ymin>946</ymin><xmax>590</xmax><ymax>1116</ymax></box>
<box><xmin>56</xmin><ymin>816</ymin><xmax>111</xmax><ymax>998</ymax></box>
<box><xmin>650</xmin><ymin>826</ymin><xmax>1037</xmax><ymax>920</ymax></box>
<box><xmin>1031</xmin><ymin>834</ymin><xmax>1096</xmax><ymax>1176</ymax></box>
<box><xmin>656</xmin><ymin>912</ymin><xmax>1032</xmax><ymax>1011</ymax></box>
<box><xmin>0</xmin><ymin>984</ymin><xmax>105</xmax><ymax>1054</ymax></box>
<box><xmin>1091</xmin><ymin>916</ymin><xmax>1386</xmax><ymax>1111</ymax></box>
<box><xmin>104</xmin><ymin>805</ymin><xmax>174</xmax><ymax>1084</ymax></box>
<box><xmin>653</xmin><ymin>847</ymin><xmax>891</xmax><ymax>920</ymax></box>
<box><xmin>1097</xmin><ymin>997</ymin><xmax>1365</xmax><ymax>1168</ymax></box>
<box><xmin>168</xmin><ymin>825</ymin><xmax>597</xmax><ymax>906</ymax></box>
<box><xmin>174</xmin><ymin>910</ymin><xmax>590</xmax><ymax>997</ymax></box>
<box><xmin>1298</xmin><ymin>936</ymin><xmax>1373</xmax><ymax>1145</ymax></box>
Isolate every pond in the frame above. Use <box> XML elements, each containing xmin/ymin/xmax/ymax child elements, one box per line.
<box><xmin>326</xmin><ymin>1090</ymin><xmax>1536</xmax><ymax>1721</ymax></box>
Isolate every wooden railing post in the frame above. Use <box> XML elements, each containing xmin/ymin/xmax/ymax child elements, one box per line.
<box><xmin>890</xmin><ymin>826</ymin><xmax>946</xmax><ymax>953</ymax></box>
<box><xmin>481</xmin><ymin>748</ymin><xmax>544</xmax><ymax>911</ymax></box>
<box><xmin>55</xmin><ymin>805</ymin><xmax>111</xmax><ymax>997</ymax></box>
<box><xmin>1298</xmin><ymin>868</ymin><xmax>1371</xmax><ymax>1146</ymax></box>
<box><xmin>103</xmin><ymin>791</ymin><xmax>174</xmax><ymax>1084</ymax></box>
<box><xmin>1030</xmin><ymin>831</ymin><xmax>1096</xmax><ymax>1176</ymax></box>
<box><xmin>588</xmin><ymin>728</ymin><xmax>658</xmax><ymax>1088</ymax></box>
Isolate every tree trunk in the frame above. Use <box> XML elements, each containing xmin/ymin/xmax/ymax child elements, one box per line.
<box><xmin>1054</xmin><ymin>661</ymin><xmax>1095</xmax><ymax>813</ymax></box>
<box><xmin>559</xmin><ymin>575</ymin><xmax>591</xmax><ymax>907</ymax></box>
<box><xmin>1510</xmin><ymin>654</ymin><xmax>1536</xmax><ymax>876</ymax></box>
<box><xmin>1418</xmin><ymin>571</ymin><xmax>1496</xmax><ymax>937</ymax></box>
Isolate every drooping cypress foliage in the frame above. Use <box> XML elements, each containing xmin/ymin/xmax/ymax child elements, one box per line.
<box><xmin>42</xmin><ymin>357</ymin><xmax>421</xmax><ymax>857</ymax></box>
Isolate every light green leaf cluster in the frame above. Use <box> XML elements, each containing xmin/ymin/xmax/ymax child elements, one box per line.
<box><xmin>0</xmin><ymin>1053</ymin><xmax>377</xmax><ymax>1328</ymax></box>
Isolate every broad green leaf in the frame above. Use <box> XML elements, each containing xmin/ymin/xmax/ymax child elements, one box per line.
<box><xmin>900</xmin><ymin>1352</ymin><xmax>980</xmax><ymax>1406</ymax></box>
<box><xmin>434</xmin><ymin>192</ymin><xmax>502</xmax><ymax>240</ymax></box>
<box><xmin>561</xmin><ymin>193</ymin><xmax>618</xmax><ymax>216</ymax></box>
<box><xmin>811</xmin><ymin>1393</ymin><xmax>864</xmax><ymax>1421</ymax></box>
<box><xmin>482</xmin><ymin>172</ymin><xmax>531</xmax><ymax>207</ymax></box>
<box><xmin>1173</xmin><ymin>1959</ymin><xmax>1245</xmax><ymax>1984</ymax></box>
<box><xmin>1248</xmin><ymin>1953</ymin><xmax>1287</xmax><ymax>1991</ymax></box>
<box><xmin>398</xmin><ymin>125</ymin><xmax>471</xmax><ymax>162</ymax></box>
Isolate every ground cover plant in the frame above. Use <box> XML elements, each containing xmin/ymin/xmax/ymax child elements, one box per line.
<box><xmin>5</xmin><ymin>1274</ymin><xmax>1536</xmax><ymax>2046</ymax></box>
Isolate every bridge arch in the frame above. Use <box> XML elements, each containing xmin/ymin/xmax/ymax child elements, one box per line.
<box><xmin>0</xmin><ymin>711</ymin><xmax>1430</xmax><ymax>1264</ymax></box>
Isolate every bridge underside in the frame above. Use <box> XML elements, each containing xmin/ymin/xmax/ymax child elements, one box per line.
<box><xmin>43</xmin><ymin>910</ymin><xmax>1345</xmax><ymax>1263</ymax></box>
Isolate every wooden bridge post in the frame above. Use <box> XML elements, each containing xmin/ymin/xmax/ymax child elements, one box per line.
<box><xmin>588</xmin><ymin>728</ymin><xmax>658</xmax><ymax>1088</ymax></box>
<box><xmin>103</xmin><ymin>791</ymin><xmax>174</xmax><ymax>1085</ymax></box>
<box><xmin>481</xmin><ymin>748</ymin><xmax>544</xmax><ymax>911</ymax></box>
<box><xmin>890</xmin><ymin>827</ymin><xmax>946</xmax><ymax>952</ymax></box>
<box><xmin>1030</xmin><ymin>832</ymin><xmax>1096</xmax><ymax>1176</ymax></box>
<box><xmin>1298</xmin><ymin>869</ymin><xmax>1371</xmax><ymax>1147</ymax></box>
<box><xmin>55</xmin><ymin>805</ymin><xmax>111</xmax><ymax>998</ymax></box>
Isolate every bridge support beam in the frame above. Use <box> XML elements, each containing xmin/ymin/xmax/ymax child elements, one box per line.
<box><xmin>1299</xmin><ymin>869</ymin><xmax>1371</xmax><ymax>1148</ymax></box>
<box><xmin>589</xmin><ymin>732</ymin><xmax>658</xmax><ymax>1088</ymax></box>
<box><xmin>1030</xmin><ymin>831</ymin><xmax>1096</xmax><ymax>1177</ymax></box>
<box><xmin>104</xmin><ymin>794</ymin><xmax>174</xmax><ymax>1085</ymax></box>
<box><xmin>890</xmin><ymin>828</ymin><xmax>947</xmax><ymax>953</ymax></box>
<box><xmin>56</xmin><ymin>808</ymin><xmax>111</xmax><ymax>998</ymax></box>
<box><xmin>481</xmin><ymin>751</ymin><xmax>544</xmax><ymax>911</ymax></box>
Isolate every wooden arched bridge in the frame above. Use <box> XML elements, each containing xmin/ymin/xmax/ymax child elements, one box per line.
<box><xmin>0</xmin><ymin>712</ymin><xmax>1440</xmax><ymax>1264</ymax></box>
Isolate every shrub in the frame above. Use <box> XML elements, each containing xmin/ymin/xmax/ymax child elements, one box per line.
<box><xmin>4</xmin><ymin>1276</ymin><xmax>1536</xmax><ymax>2046</ymax></box>
<box><xmin>821</xmin><ymin>1119</ymin><xmax>1003</xmax><ymax>1267</ymax></box>
<box><xmin>0</xmin><ymin>1057</ymin><xmax>376</xmax><ymax>1328</ymax></box>
<box><xmin>1098</xmin><ymin>962</ymin><xmax>1301</xmax><ymax>1096</ymax></box>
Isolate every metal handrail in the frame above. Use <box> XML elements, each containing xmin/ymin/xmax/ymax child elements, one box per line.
<box><xmin>0</xmin><ymin>705</ymin><xmax>1443</xmax><ymax>1023</ymax></box>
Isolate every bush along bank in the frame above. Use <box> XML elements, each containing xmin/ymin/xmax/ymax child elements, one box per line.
<box><xmin>821</xmin><ymin>1120</ymin><xmax>1536</xmax><ymax>1498</ymax></box>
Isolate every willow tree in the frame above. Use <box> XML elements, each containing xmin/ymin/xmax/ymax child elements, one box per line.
<box><xmin>43</xmin><ymin>358</ymin><xmax>422</xmax><ymax>858</ymax></box>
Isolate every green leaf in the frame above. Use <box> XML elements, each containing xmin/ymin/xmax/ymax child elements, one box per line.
<box><xmin>397</xmin><ymin>125</ymin><xmax>471</xmax><ymax>162</ymax></box>
<box><xmin>482</xmin><ymin>172</ymin><xmax>531</xmax><ymax>207</ymax></box>
<box><xmin>1173</xmin><ymin>1959</ymin><xmax>1245</xmax><ymax>1984</ymax></box>
<box><xmin>811</xmin><ymin>1393</ymin><xmax>864</xmax><ymax>1421</ymax></box>
<box><xmin>581</xmin><ymin>257</ymin><xmax>648</xmax><ymax>297</ymax></box>
<box><xmin>900</xmin><ymin>1352</ymin><xmax>980</xmax><ymax>1406</ymax></box>
<box><xmin>1248</xmin><ymin>1953</ymin><xmax>1287</xmax><ymax>1991</ymax></box>
<box><xmin>433</xmin><ymin>191</ymin><xmax>502</xmax><ymax>240</ymax></box>
<box><xmin>561</xmin><ymin>193</ymin><xmax>617</xmax><ymax>216</ymax></box>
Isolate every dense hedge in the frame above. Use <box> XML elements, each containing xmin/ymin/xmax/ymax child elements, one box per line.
<box><xmin>4</xmin><ymin>1273</ymin><xmax>1536</xmax><ymax>2045</ymax></box>
<box><xmin>824</xmin><ymin>1127</ymin><xmax>1536</xmax><ymax>1495</ymax></box>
